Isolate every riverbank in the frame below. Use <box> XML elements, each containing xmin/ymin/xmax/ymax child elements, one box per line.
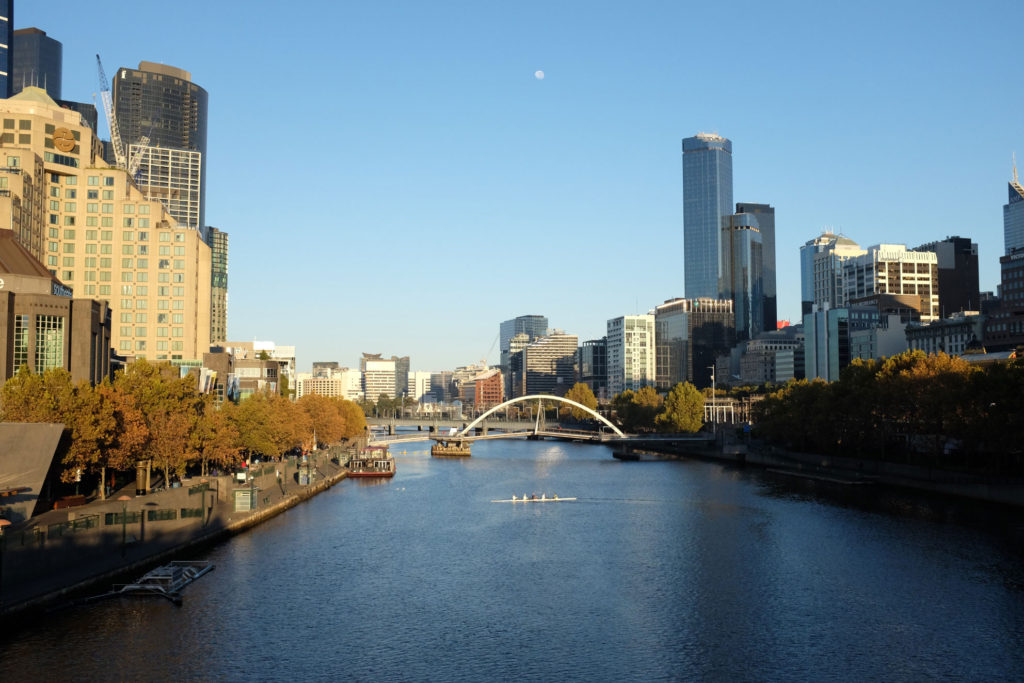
<box><xmin>615</xmin><ymin>431</ymin><xmax>1024</xmax><ymax>508</ymax></box>
<box><xmin>0</xmin><ymin>444</ymin><xmax>357</xmax><ymax>620</ymax></box>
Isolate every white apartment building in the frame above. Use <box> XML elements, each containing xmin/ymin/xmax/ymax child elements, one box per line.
<box><xmin>606</xmin><ymin>314</ymin><xmax>655</xmax><ymax>396</ymax></box>
<box><xmin>407</xmin><ymin>370</ymin><xmax>432</xmax><ymax>401</ymax></box>
<box><xmin>843</xmin><ymin>244</ymin><xmax>939</xmax><ymax>321</ymax></box>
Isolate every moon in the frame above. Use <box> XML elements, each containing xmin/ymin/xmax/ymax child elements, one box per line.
<box><xmin>534</xmin><ymin>70</ymin><xmax>545</xmax><ymax>80</ymax></box>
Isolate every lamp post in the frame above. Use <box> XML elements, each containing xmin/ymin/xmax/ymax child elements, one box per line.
<box><xmin>117</xmin><ymin>495</ymin><xmax>132</xmax><ymax>557</ymax></box>
<box><xmin>707</xmin><ymin>366</ymin><xmax>716</xmax><ymax>435</ymax></box>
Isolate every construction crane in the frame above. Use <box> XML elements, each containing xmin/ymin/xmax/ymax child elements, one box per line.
<box><xmin>96</xmin><ymin>54</ymin><xmax>126</xmax><ymax>170</ymax></box>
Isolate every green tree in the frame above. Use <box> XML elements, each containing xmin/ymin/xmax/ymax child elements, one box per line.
<box><xmin>612</xmin><ymin>386</ymin><xmax>663</xmax><ymax>432</ymax></box>
<box><xmin>656</xmin><ymin>382</ymin><xmax>704</xmax><ymax>433</ymax></box>
<box><xmin>561</xmin><ymin>383</ymin><xmax>598</xmax><ymax>420</ymax></box>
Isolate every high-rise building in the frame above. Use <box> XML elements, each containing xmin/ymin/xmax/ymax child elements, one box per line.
<box><xmin>913</xmin><ymin>236</ymin><xmax>979</xmax><ymax>316</ymax></box>
<box><xmin>735</xmin><ymin>202</ymin><xmax>776</xmax><ymax>329</ymax></box>
<box><xmin>205</xmin><ymin>226</ymin><xmax>228</xmax><ymax>344</ymax></box>
<box><xmin>720</xmin><ymin>213</ymin><xmax>764</xmax><ymax>342</ymax></box>
<box><xmin>361</xmin><ymin>353</ymin><xmax>397</xmax><ymax>400</ymax></box>
<box><xmin>520</xmin><ymin>332</ymin><xmax>577</xmax><ymax>397</ymax></box>
<box><xmin>1004</xmin><ymin>161</ymin><xmax>1024</xmax><ymax>256</ymax></box>
<box><xmin>579</xmin><ymin>338</ymin><xmax>607</xmax><ymax>401</ymax></box>
<box><xmin>112</xmin><ymin>61</ymin><xmax>209</xmax><ymax>230</ymax></box>
<box><xmin>407</xmin><ymin>370</ymin><xmax>432</xmax><ymax>401</ymax></box>
<box><xmin>12</xmin><ymin>28</ymin><xmax>60</xmax><ymax>99</ymax></box>
<box><xmin>606</xmin><ymin>315</ymin><xmax>655</xmax><ymax>396</ymax></box>
<box><xmin>499</xmin><ymin>315</ymin><xmax>547</xmax><ymax>368</ymax></box>
<box><xmin>0</xmin><ymin>2</ymin><xmax>12</xmax><ymax>98</ymax></box>
<box><xmin>0</xmin><ymin>87</ymin><xmax>212</xmax><ymax>362</ymax></box>
<box><xmin>683</xmin><ymin>133</ymin><xmax>733</xmax><ymax>300</ymax></box>
<box><xmin>843</xmin><ymin>244</ymin><xmax>939</xmax><ymax>322</ymax></box>
<box><xmin>799</xmin><ymin>232</ymin><xmax>866</xmax><ymax>315</ymax></box>
<box><xmin>654</xmin><ymin>298</ymin><xmax>735</xmax><ymax>390</ymax></box>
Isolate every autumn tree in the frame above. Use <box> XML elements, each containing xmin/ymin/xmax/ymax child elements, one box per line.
<box><xmin>298</xmin><ymin>393</ymin><xmax>346</xmax><ymax>447</ymax></box>
<box><xmin>560</xmin><ymin>383</ymin><xmax>599</xmax><ymax>420</ymax></box>
<box><xmin>655</xmin><ymin>382</ymin><xmax>704</xmax><ymax>433</ymax></box>
<box><xmin>189</xmin><ymin>395</ymin><xmax>241</xmax><ymax>476</ymax></box>
<box><xmin>612</xmin><ymin>386</ymin><xmax>663</xmax><ymax>433</ymax></box>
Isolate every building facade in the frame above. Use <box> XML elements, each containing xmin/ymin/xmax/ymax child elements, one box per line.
<box><xmin>0</xmin><ymin>230</ymin><xmax>111</xmax><ymax>384</ymax></box>
<box><xmin>472</xmin><ymin>368</ymin><xmax>504</xmax><ymax>407</ymax></box>
<box><xmin>913</xmin><ymin>236</ymin><xmax>979</xmax><ymax>316</ymax></box>
<box><xmin>654</xmin><ymin>297</ymin><xmax>735</xmax><ymax>390</ymax></box>
<box><xmin>520</xmin><ymin>332</ymin><xmax>577</xmax><ymax>397</ymax></box>
<box><xmin>579</xmin><ymin>338</ymin><xmax>607</xmax><ymax>400</ymax></box>
<box><xmin>0</xmin><ymin>1</ymin><xmax>11</xmax><ymax>98</ymax></box>
<box><xmin>800</xmin><ymin>232</ymin><xmax>866</xmax><ymax>315</ymax></box>
<box><xmin>12</xmin><ymin>28</ymin><xmax>60</xmax><ymax>99</ymax></box>
<box><xmin>844</xmin><ymin>244</ymin><xmax>939</xmax><ymax>322</ymax></box>
<box><xmin>906</xmin><ymin>312</ymin><xmax>984</xmax><ymax>356</ymax></box>
<box><xmin>361</xmin><ymin>353</ymin><xmax>396</xmax><ymax>400</ymax></box>
<box><xmin>721</xmin><ymin>213</ymin><xmax>764</xmax><ymax>342</ymax></box>
<box><xmin>205</xmin><ymin>226</ymin><xmax>228</xmax><ymax>344</ymax></box>
<box><xmin>683</xmin><ymin>133</ymin><xmax>733</xmax><ymax>300</ymax></box>
<box><xmin>112</xmin><ymin>62</ymin><xmax>209</xmax><ymax>231</ymax></box>
<box><xmin>735</xmin><ymin>202</ymin><xmax>776</xmax><ymax>330</ymax></box>
<box><xmin>606</xmin><ymin>315</ymin><xmax>655</xmax><ymax>396</ymax></box>
<box><xmin>1005</xmin><ymin>163</ymin><xmax>1024</xmax><ymax>256</ymax></box>
<box><xmin>0</xmin><ymin>87</ymin><xmax>212</xmax><ymax>362</ymax></box>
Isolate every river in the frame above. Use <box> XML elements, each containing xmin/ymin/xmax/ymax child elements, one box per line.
<box><xmin>3</xmin><ymin>438</ymin><xmax>1024</xmax><ymax>681</ymax></box>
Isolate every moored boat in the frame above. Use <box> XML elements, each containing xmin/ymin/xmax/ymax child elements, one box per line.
<box><xmin>348</xmin><ymin>445</ymin><xmax>396</xmax><ymax>477</ymax></box>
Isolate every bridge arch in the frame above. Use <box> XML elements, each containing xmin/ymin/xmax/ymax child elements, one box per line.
<box><xmin>458</xmin><ymin>395</ymin><xmax>624</xmax><ymax>438</ymax></box>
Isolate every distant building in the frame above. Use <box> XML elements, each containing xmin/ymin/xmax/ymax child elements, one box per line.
<box><xmin>720</xmin><ymin>213</ymin><xmax>764</xmax><ymax>342</ymax></box>
<box><xmin>984</xmin><ymin>250</ymin><xmax>1024</xmax><ymax>351</ymax></box>
<box><xmin>906</xmin><ymin>312</ymin><xmax>984</xmax><ymax>356</ymax></box>
<box><xmin>472</xmin><ymin>368</ymin><xmax>504</xmax><ymax>407</ymax></box>
<box><xmin>12</xmin><ymin>28</ymin><xmax>60</xmax><ymax>99</ymax></box>
<box><xmin>607</xmin><ymin>315</ymin><xmax>655</xmax><ymax>396</ymax></box>
<box><xmin>407</xmin><ymin>370</ymin><xmax>432</xmax><ymax>401</ymax></box>
<box><xmin>913</xmin><ymin>236</ymin><xmax>980</xmax><ymax>316</ymax></box>
<box><xmin>1004</xmin><ymin>161</ymin><xmax>1024</xmax><ymax>255</ymax></box>
<box><xmin>0</xmin><ymin>2</ymin><xmax>11</xmax><ymax>98</ymax></box>
<box><xmin>499</xmin><ymin>314</ymin><xmax>548</xmax><ymax>397</ymax></box>
<box><xmin>579</xmin><ymin>338</ymin><xmax>607</xmax><ymax>400</ymax></box>
<box><xmin>800</xmin><ymin>232</ymin><xmax>866</xmax><ymax>315</ymax></box>
<box><xmin>206</xmin><ymin>227</ymin><xmax>228</xmax><ymax>344</ymax></box>
<box><xmin>361</xmin><ymin>353</ymin><xmax>397</xmax><ymax>400</ymax></box>
<box><xmin>0</xmin><ymin>230</ymin><xmax>111</xmax><ymax>385</ymax></box>
<box><xmin>735</xmin><ymin>202</ymin><xmax>776</xmax><ymax>330</ymax></box>
<box><xmin>682</xmin><ymin>133</ymin><xmax>732</xmax><ymax>299</ymax></box>
<box><xmin>312</xmin><ymin>361</ymin><xmax>340</xmax><ymax>378</ymax></box>
<box><xmin>804</xmin><ymin>303</ymin><xmax>909</xmax><ymax>381</ymax></box>
<box><xmin>520</xmin><ymin>332</ymin><xmax>577</xmax><ymax>396</ymax></box>
<box><xmin>654</xmin><ymin>298</ymin><xmax>735</xmax><ymax>390</ymax></box>
<box><xmin>295</xmin><ymin>368</ymin><xmax>363</xmax><ymax>401</ymax></box>
<box><xmin>735</xmin><ymin>328</ymin><xmax>804</xmax><ymax>386</ymax></box>
<box><xmin>844</xmin><ymin>244</ymin><xmax>939</xmax><ymax>322</ymax></box>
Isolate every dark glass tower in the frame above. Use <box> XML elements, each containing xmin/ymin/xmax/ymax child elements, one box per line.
<box><xmin>736</xmin><ymin>203</ymin><xmax>776</xmax><ymax>330</ymax></box>
<box><xmin>0</xmin><ymin>1</ymin><xmax>12</xmax><ymax>98</ymax></box>
<box><xmin>12</xmin><ymin>28</ymin><xmax>61</xmax><ymax>99</ymax></box>
<box><xmin>112</xmin><ymin>61</ymin><xmax>208</xmax><ymax>229</ymax></box>
<box><xmin>683</xmin><ymin>133</ymin><xmax>733</xmax><ymax>300</ymax></box>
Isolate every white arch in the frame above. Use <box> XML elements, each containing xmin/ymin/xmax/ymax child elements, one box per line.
<box><xmin>458</xmin><ymin>395</ymin><xmax>624</xmax><ymax>437</ymax></box>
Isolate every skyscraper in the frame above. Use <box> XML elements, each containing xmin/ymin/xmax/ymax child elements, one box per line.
<box><xmin>913</xmin><ymin>236</ymin><xmax>979</xmax><ymax>316</ymax></box>
<box><xmin>799</xmin><ymin>232</ymin><xmax>866</xmax><ymax>314</ymax></box>
<box><xmin>499</xmin><ymin>315</ymin><xmax>548</xmax><ymax>397</ymax></box>
<box><xmin>12</xmin><ymin>28</ymin><xmax>61</xmax><ymax>99</ymax></box>
<box><xmin>112</xmin><ymin>61</ymin><xmax>209</xmax><ymax>230</ymax></box>
<box><xmin>606</xmin><ymin>315</ymin><xmax>655</xmax><ymax>396</ymax></box>
<box><xmin>720</xmin><ymin>213</ymin><xmax>764</xmax><ymax>342</ymax></box>
<box><xmin>1005</xmin><ymin>161</ymin><xmax>1024</xmax><ymax>256</ymax></box>
<box><xmin>0</xmin><ymin>1</ymin><xmax>12</xmax><ymax>98</ymax></box>
<box><xmin>735</xmin><ymin>202</ymin><xmax>776</xmax><ymax>329</ymax></box>
<box><xmin>683</xmin><ymin>133</ymin><xmax>733</xmax><ymax>299</ymax></box>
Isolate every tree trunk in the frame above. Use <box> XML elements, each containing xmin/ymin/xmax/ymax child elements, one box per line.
<box><xmin>100</xmin><ymin>466</ymin><xmax>106</xmax><ymax>501</ymax></box>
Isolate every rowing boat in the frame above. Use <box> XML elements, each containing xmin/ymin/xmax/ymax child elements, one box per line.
<box><xmin>491</xmin><ymin>497</ymin><xmax>577</xmax><ymax>503</ymax></box>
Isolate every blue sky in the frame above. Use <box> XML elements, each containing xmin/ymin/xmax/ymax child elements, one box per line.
<box><xmin>23</xmin><ymin>1</ymin><xmax>1024</xmax><ymax>372</ymax></box>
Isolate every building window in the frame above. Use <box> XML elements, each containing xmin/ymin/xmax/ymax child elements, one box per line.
<box><xmin>105</xmin><ymin>177</ymin><xmax>115</xmax><ymax>186</ymax></box>
<box><xmin>35</xmin><ymin>316</ymin><xmax>65</xmax><ymax>373</ymax></box>
<box><xmin>13</xmin><ymin>314</ymin><xmax>29</xmax><ymax>371</ymax></box>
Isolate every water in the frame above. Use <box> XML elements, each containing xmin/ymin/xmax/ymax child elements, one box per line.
<box><xmin>3</xmin><ymin>438</ymin><xmax>1024</xmax><ymax>681</ymax></box>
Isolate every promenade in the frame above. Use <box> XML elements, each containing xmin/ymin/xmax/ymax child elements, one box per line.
<box><xmin>0</xmin><ymin>443</ymin><xmax>357</xmax><ymax>619</ymax></box>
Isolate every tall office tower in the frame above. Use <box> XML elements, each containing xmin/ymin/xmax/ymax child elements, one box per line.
<box><xmin>0</xmin><ymin>1</ymin><xmax>11</xmax><ymax>98</ymax></box>
<box><xmin>499</xmin><ymin>315</ymin><xmax>548</xmax><ymax>367</ymax></box>
<box><xmin>720</xmin><ymin>213</ymin><xmax>764</xmax><ymax>342</ymax></box>
<box><xmin>799</xmin><ymin>232</ymin><xmax>866</xmax><ymax>314</ymax></box>
<box><xmin>393</xmin><ymin>355</ymin><xmax>410</xmax><ymax>397</ymax></box>
<box><xmin>654</xmin><ymin>298</ymin><xmax>735</xmax><ymax>391</ymax></box>
<box><xmin>520</xmin><ymin>332</ymin><xmax>578</xmax><ymax>397</ymax></box>
<box><xmin>112</xmin><ymin>61</ymin><xmax>208</xmax><ymax>230</ymax></box>
<box><xmin>579</xmin><ymin>338</ymin><xmax>607</xmax><ymax>400</ymax></box>
<box><xmin>735</xmin><ymin>203</ymin><xmax>776</xmax><ymax>329</ymax></box>
<box><xmin>205</xmin><ymin>226</ymin><xmax>228</xmax><ymax>344</ymax></box>
<box><xmin>843</xmin><ymin>244</ymin><xmax>939</xmax><ymax>322</ymax></box>
<box><xmin>1005</xmin><ymin>161</ymin><xmax>1024</xmax><ymax>255</ymax></box>
<box><xmin>407</xmin><ymin>370</ymin><xmax>432</xmax><ymax>401</ymax></box>
<box><xmin>12</xmin><ymin>28</ymin><xmax>60</xmax><ymax>98</ymax></box>
<box><xmin>361</xmin><ymin>353</ymin><xmax>397</xmax><ymax>400</ymax></box>
<box><xmin>683</xmin><ymin>133</ymin><xmax>733</xmax><ymax>299</ymax></box>
<box><xmin>606</xmin><ymin>315</ymin><xmax>655</xmax><ymax>396</ymax></box>
<box><xmin>0</xmin><ymin>87</ymin><xmax>212</xmax><ymax>361</ymax></box>
<box><xmin>913</xmin><ymin>236</ymin><xmax>979</xmax><ymax>315</ymax></box>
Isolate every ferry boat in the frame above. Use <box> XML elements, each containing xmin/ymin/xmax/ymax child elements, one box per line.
<box><xmin>112</xmin><ymin>560</ymin><xmax>215</xmax><ymax>603</ymax></box>
<box><xmin>348</xmin><ymin>445</ymin><xmax>396</xmax><ymax>478</ymax></box>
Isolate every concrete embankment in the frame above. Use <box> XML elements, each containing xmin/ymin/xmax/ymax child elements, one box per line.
<box><xmin>621</xmin><ymin>433</ymin><xmax>1024</xmax><ymax>508</ymax></box>
<box><xmin>0</xmin><ymin>444</ymin><xmax>357</xmax><ymax>619</ymax></box>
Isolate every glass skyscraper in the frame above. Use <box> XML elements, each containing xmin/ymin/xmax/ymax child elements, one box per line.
<box><xmin>0</xmin><ymin>1</ymin><xmax>12</xmax><ymax>98</ymax></box>
<box><xmin>682</xmin><ymin>133</ymin><xmax>733</xmax><ymax>300</ymax></box>
<box><xmin>736</xmin><ymin>202</ymin><xmax>776</xmax><ymax>329</ymax></box>
<box><xmin>112</xmin><ymin>61</ymin><xmax>209</xmax><ymax>229</ymax></box>
<box><xmin>1005</xmin><ymin>163</ymin><xmax>1024</xmax><ymax>256</ymax></box>
<box><xmin>12</xmin><ymin>28</ymin><xmax>61</xmax><ymax>99</ymax></box>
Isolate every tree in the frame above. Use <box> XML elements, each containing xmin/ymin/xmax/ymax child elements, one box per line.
<box><xmin>612</xmin><ymin>386</ymin><xmax>663</xmax><ymax>432</ymax></box>
<box><xmin>561</xmin><ymin>383</ymin><xmax>598</xmax><ymax>420</ymax></box>
<box><xmin>656</xmin><ymin>382</ymin><xmax>704</xmax><ymax>433</ymax></box>
<box><xmin>189</xmin><ymin>396</ymin><xmax>241</xmax><ymax>476</ymax></box>
<box><xmin>298</xmin><ymin>393</ymin><xmax>346</xmax><ymax>447</ymax></box>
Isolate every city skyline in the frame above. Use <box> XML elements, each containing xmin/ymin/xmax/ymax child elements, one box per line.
<box><xmin>18</xmin><ymin>1</ymin><xmax>1024</xmax><ymax>371</ymax></box>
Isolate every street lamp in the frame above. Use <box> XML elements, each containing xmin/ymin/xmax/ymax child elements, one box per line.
<box><xmin>707</xmin><ymin>366</ymin><xmax>716</xmax><ymax>435</ymax></box>
<box><xmin>117</xmin><ymin>495</ymin><xmax>132</xmax><ymax>557</ymax></box>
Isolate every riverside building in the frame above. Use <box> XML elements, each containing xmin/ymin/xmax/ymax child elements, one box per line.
<box><xmin>0</xmin><ymin>87</ymin><xmax>212</xmax><ymax>362</ymax></box>
<box><xmin>606</xmin><ymin>315</ymin><xmax>655</xmax><ymax>396</ymax></box>
<box><xmin>654</xmin><ymin>298</ymin><xmax>735</xmax><ymax>390</ymax></box>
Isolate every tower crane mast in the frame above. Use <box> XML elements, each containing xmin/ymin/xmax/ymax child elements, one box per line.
<box><xmin>96</xmin><ymin>54</ymin><xmax>126</xmax><ymax>169</ymax></box>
